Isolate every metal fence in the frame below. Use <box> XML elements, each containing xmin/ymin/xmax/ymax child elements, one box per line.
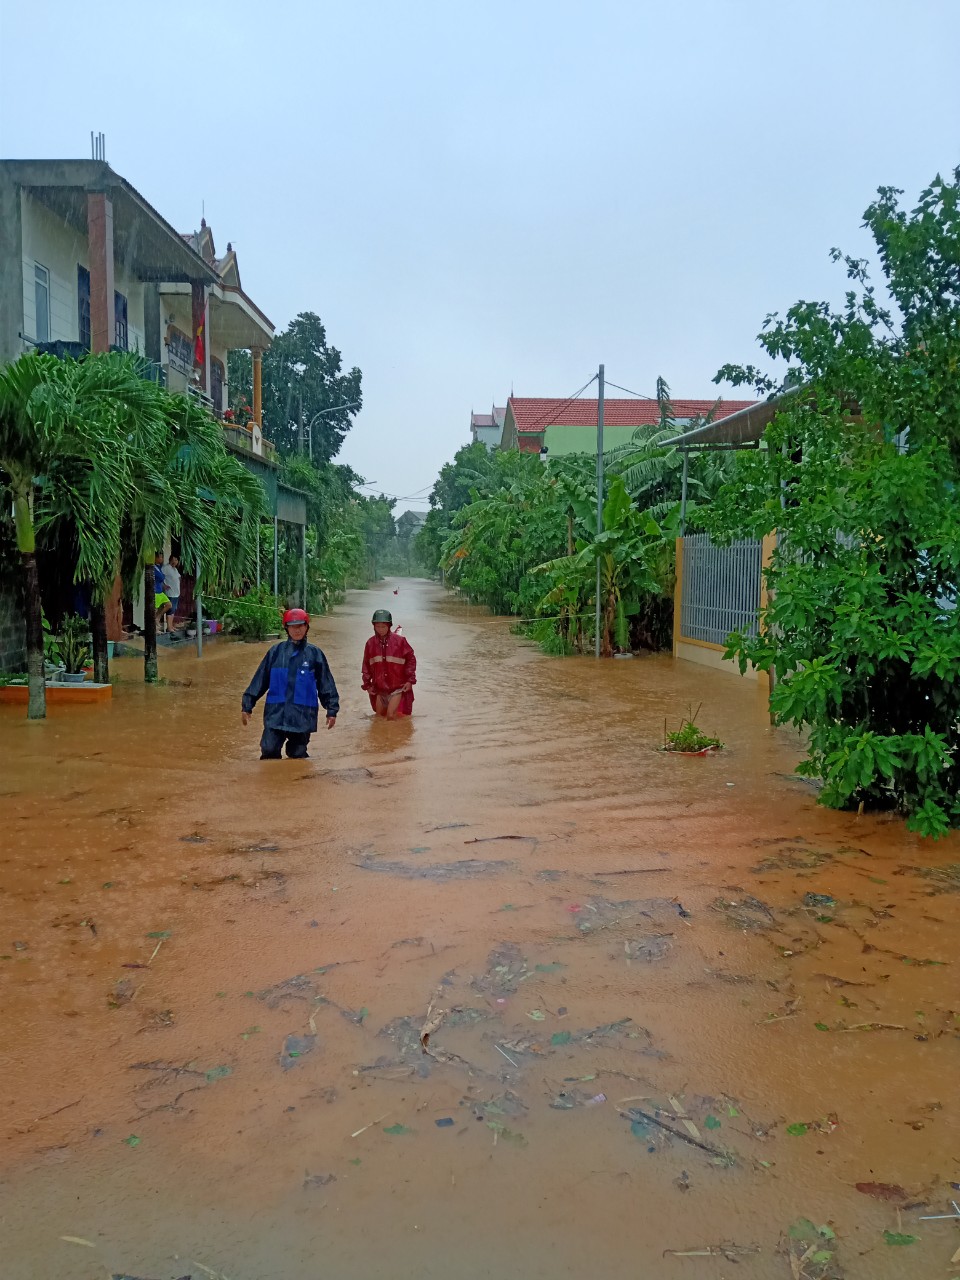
<box><xmin>680</xmin><ymin>534</ymin><xmax>763</xmax><ymax>646</ymax></box>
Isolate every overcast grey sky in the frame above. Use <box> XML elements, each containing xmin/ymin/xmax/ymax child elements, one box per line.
<box><xmin>2</xmin><ymin>0</ymin><xmax>958</xmax><ymax>510</ymax></box>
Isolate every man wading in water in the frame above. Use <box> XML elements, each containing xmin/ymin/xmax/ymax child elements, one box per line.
<box><xmin>362</xmin><ymin>609</ymin><xmax>416</xmax><ymax>719</ymax></box>
<box><xmin>241</xmin><ymin>608</ymin><xmax>339</xmax><ymax>758</ymax></box>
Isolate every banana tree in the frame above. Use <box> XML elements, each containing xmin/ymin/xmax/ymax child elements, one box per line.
<box><xmin>533</xmin><ymin>475</ymin><xmax>676</xmax><ymax>656</ymax></box>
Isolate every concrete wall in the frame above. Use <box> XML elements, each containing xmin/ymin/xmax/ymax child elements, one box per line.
<box><xmin>471</xmin><ymin>425</ymin><xmax>501</xmax><ymax>451</ymax></box>
<box><xmin>542</xmin><ymin>423</ymin><xmax>639</xmax><ymax>455</ymax></box>
<box><xmin>0</xmin><ymin>584</ymin><xmax>26</xmax><ymax>674</ymax></box>
<box><xmin>0</xmin><ymin>168</ymin><xmax>24</xmax><ymax>364</ymax></box>
<box><xmin>18</xmin><ymin>191</ymin><xmax>147</xmax><ymax>354</ymax></box>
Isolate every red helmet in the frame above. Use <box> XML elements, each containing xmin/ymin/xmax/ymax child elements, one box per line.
<box><xmin>282</xmin><ymin>608</ymin><xmax>309</xmax><ymax>627</ymax></box>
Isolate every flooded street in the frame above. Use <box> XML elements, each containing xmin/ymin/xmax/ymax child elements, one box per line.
<box><xmin>2</xmin><ymin>577</ymin><xmax>958</xmax><ymax>1280</ymax></box>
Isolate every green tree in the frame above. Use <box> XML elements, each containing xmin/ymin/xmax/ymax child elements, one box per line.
<box><xmin>124</xmin><ymin>391</ymin><xmax>265</xmax><ymax>682</ymax></box>
<box><xmin>0</xmin><ymin>351</ymin><xmax>267</xmax><ymax>711</ymax></box>
<box><xmin>229</xmin><ymin>312</ymin><xmax>362</xmax><ymax>460</ymax></box>
<box><xmin>1</xmin><ymin>353</ymin><xmax>160</xmax><ymax>715</ymax></box>
<box><xmin>708</xmin><ymin>169</ymin><xmax>960</xmax><ymax>836</ymax></box>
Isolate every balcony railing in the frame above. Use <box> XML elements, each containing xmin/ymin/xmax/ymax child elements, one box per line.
<box><xmin>32</xmin><ymin>342</ymin><xmax>166</xmax><ymax>386</ymax></box>
<box><xmin>222</xmin><ymin>424</ymin><xmax>277</xmax><ymax>462</ymax></box>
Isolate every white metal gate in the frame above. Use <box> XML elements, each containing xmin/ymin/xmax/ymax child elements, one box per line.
<box><xmin>680</xmin><ymin>534</ymin><xmax>763</xmax><ymax>646</ymax></box>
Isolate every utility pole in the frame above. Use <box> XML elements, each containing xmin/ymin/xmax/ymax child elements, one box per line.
<box><xmin>595</xmin><ymin>363</ymin><xmax>605</xmax><ymax>658</ymax></box>
<box><xmin>298</xmin><ymin>393</ymin><xmax>304</xmax><ymax>455</ymax></box>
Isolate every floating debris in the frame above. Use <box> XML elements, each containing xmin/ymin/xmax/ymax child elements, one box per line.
<box><xmin>472</xmin><ymin>943</ymin><xmax>532</xmax><ymax>995</ymax></box>
<box><xmin>356</xmin><ymin>855</ymin><xmax>516</xmax><ymax>880</ymax></box>
<box><xmin>711</xmin><ymin>893</ymin><xmax>778</xmax><ymax>931</ymax></box>
<box><xmin>623</xmin><ymin>934</ymin><xmax>673</xmax><ymax>963</ymax></box>
<box><xmin>279</xmin><ymin>1034</ymin><xmax>316</xmax><ymax>1071</ymax></box>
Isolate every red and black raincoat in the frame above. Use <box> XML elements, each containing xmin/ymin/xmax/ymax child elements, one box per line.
<box><xmin>362</xmin><ymin>629</ymin><xmax>416</xmax><ymax>715</ymax></box>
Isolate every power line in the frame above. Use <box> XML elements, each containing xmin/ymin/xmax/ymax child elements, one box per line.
<box><xmin>515</xmin><ymin>373</ymin><xmax>598</xmax><ymax>437</ymax></box>
<box><xmin>355</xmin><ymin>481</ymin><xmax>435</xmax><ymax>501</ymax></box>
<box><xmin>603</xmin><ymin>379</ymin><xmax>655</xmax><ymax>400</ymax></box>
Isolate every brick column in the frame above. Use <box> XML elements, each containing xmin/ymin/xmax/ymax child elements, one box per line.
<box><xmin>87</xmin><ymin>193</ymin><xmax>115</xmax><ymax>353</ymax></box>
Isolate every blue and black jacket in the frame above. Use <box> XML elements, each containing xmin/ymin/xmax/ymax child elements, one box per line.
<box><xmin>242</xmin><ymin>639</ymin><xmax>340</xmax><ymax>734</ymax></box>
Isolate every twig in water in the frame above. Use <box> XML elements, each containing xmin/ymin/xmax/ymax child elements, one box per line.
<box><xmin>594</xmin><ymin>868</ymin><xmax>664</xmax><ymax>876</ymax></box>
<box><xmin>21</xmin><ymin>1096</ymin><xmax>83</xmax><ymax>1130</ymax></box>
<box><xmin>495</xmin><ymin>1044</ymin><xmax>520</xmax><ymax>1068</ymax></box>
<box><xmin>147</xmin><ymin>938</ymin><xmax>164</xmax><ymax>965</ymax></box>
<box><xmin>188</xmin><ymin>1260</ymin><xmax>234</xmax><ymax>1280</ymax></box>
<box><xmin>351</xmin><ymin>1112</ymin><xmax>390</xmax><ymax>1138</ymax></box>
<box><xmin>618</xmin><ymin>1104</ymin><xmax>733</xmax><ymax>1161</ymax></box>
<box><xmin>464</xmin><ymin>835</ymin><xmax>534</xmax><ymax>844</ymax></box>
<box><xmin>664</xmin><ymin>1243</ymin><xmax>760</xmax><ymax>1260</ymax></box>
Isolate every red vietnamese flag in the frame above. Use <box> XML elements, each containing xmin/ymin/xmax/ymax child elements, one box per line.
<box><xmin>194</xmin><ymin>314</ymin><xmax>205</xmax><ymax>368</ymax></box>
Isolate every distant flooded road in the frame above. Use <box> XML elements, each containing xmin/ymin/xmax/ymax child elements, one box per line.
<box><xmin>2</xmin><ymin>578</ymin><xmax>958</xmax><ymax>1279</ymax></box>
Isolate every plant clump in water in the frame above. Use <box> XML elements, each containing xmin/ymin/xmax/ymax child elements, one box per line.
<box><xmin>664</xmin><ymin>719</ymin><xmax>723</xmax><ymax>754</ymax></box>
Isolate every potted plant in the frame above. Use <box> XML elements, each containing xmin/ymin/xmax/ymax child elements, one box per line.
<box><xmin>52</xmin><ymin>614</ymin><xmax>92</xmax><ymax>684</ymax></box>
<box><xmin>42</xmin><ymin>612</ymin><xmax>63</xmax><ymax>679</ymax></box>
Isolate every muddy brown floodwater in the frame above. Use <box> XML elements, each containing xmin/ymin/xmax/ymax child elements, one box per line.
<box><xmin>1</xmin><ymin>578</ymin><xmax>958</xmax><ymax>1280</ymax></box>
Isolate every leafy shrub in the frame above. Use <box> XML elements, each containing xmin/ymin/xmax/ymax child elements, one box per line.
<box><xmin>220</xmin><ymin>586</ymin><xmax>282</xmax><ymax>641</ymax></box>
<box><xmin>51</xmin><ymin>614</ymin><xmax>91</xmax><ymax>673</ymax></box>
<box><xmin>664</xmin><ymin>720</ymin><xmax>723</xmax><ymax>753</ymax></box>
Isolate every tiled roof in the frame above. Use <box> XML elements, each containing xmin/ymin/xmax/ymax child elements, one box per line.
<box><xmin>509</xmin><ymin>396</ymin><xmax>756</xmax><ymax>433</ymax></box>
<box><xmin>471</xmin><ymin>413</ymin><xmax>495</xmax><ymax>428</ymax></box>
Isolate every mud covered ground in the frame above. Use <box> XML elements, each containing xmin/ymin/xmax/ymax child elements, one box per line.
<box><xmin>1</xmin><ymin>579</ymin><xmax>958</xmax><ymax>1279</ymax></box>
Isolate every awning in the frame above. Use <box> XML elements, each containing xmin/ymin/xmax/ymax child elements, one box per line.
<box><xmin>663</xmin><ymin>389</ymin><xmax>798</xmax><ymax>449</ymax></box>
<box><xmin>222</xmin><ymin>439</ymin><xmax>306</xmax><ymax>525</ymax></box>
<box><xmin>208</xmin><ymin>284</ymin><xmax>274</xmax><ymax>350</ymax></box>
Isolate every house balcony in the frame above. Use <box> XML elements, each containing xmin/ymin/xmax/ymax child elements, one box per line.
<box><xmin>222</xmin><ymin>423</ymin><xmax>277</xmax><ymax>463</ymax></box>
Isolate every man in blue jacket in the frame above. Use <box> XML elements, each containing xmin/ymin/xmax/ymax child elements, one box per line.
<box><xmin>241</xmin><ymin>608</ymin><xmax>339</xmax><ymax>759</ymax></box>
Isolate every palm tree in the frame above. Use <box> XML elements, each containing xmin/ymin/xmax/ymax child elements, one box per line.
<box><xmin>126</xmin><ymin>391</ymin><xmax>265</xmax><ymax>682</ymax></box>
<box><xmin>1</xmin><ymin>351</ymin><xmax>266</xmax><ymax>713</ymax></box>
<box><xmin>0</xmin><ymin>353</ymin><xmax>139</xmax><ymax>717</ymax></box>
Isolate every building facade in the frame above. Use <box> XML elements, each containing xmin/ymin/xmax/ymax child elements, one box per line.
<box><xmin>470</xmin><ymin>405</ymin><xmax>506</xmax><ymax>451</ymax></box>
<box><xmin>500</xmin><ymin>395</ymin><xmax>757</xmax><ymax>455</ymax></box>
<box><xmin>0</xmin><ymin>159</ymin><xmax>305</xmax><ymax>656</ymax></box>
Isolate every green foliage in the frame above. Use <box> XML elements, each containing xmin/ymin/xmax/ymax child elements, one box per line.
<box><xmin>664</xmin><ymin>720</ymin><xmax>723</xmax><ymax>753</ymax></box>
<box><xmin>228</xmin><ymin>312</ymin><xmax>362</xmax><ymax>461</ymax></box>
<box><xmin>51</xmin><ymin>613</ymin><xmax>91</xmax><ymax>674</ymax></box>
<box><xmin>421</xmin><ymin>425</ymin><xmax>688</xmax><ymax>655</ymax></box>
<box><xmin>219</xmin><ymin>586</ymin><xmax>282</xmax><ymax>641</ymax></box>
<box><xmin>708</xmin><ymin>168</ymin><xmax>960</xmax><ymax>835</ymax></box>
<box><xmin>0</xmin><ymin>349</ymin><xmax>269</xmax><ymax>711</ymax></box>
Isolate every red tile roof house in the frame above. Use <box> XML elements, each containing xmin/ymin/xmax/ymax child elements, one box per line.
<box><xmin>500</xmin><ymin>396</ymin><xmax>757</xmax><ymax>455</ymax></box>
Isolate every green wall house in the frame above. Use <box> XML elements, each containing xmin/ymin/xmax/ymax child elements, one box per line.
<box><xmin>500</xmin><ymin>395</ymin><xmax>756</xmax><ymax>456</ymax></box>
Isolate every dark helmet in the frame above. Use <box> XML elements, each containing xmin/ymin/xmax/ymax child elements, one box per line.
<box><xmin>371</xmin><ymin>609</ymin><xmax>392</xmax><ymax>624</ymax></box>
<box><xmin>283</xmin><ymin>608</ymin><xmax>310</xmax><ymax>628</ymax></box>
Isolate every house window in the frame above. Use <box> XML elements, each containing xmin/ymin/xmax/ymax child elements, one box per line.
<box><xmin>34</xmin><ymin>263</ymin><xmax>50</xmax><ymax>343</ymax></box>
<box><xmin>77</xmin><ymin>265</ymin><xmax>91</xmax><ymax>348</ymax></box>
<box><xmin>114</xmin><ymin>291</ymin><xmax>128</xmax><ymax>350</ymax></box>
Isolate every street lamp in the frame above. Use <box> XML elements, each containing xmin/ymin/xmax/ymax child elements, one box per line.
<box><xmin>300</xmin><ymin>399</ymin><xmax>363</xmax><ymax>460</ymax></box>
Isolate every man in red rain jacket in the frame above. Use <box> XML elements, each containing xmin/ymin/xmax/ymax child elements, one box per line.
<box><xmin>362</xmin><ymin>609</ymin><xmax>416</xmax><ymax>719</ymax></box>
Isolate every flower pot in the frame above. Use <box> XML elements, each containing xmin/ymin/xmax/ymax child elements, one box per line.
<box><xmin>60</xmin><ymin>672</ymin><xmax>87</xmax><ymax>684</ymax></box>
